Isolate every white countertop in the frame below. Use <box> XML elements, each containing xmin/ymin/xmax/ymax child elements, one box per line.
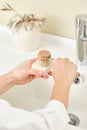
<box><xmin>64</xmin><ymin>124</ymin><xmax>87</xmax><ymax>130</ymax></box>
<box><xmin>0</xmin><ymin>25</ymin><xmax>87</xmax><ymax>130</ymax></box>
<box><xmin>0</xmin><ymin>25</ymin><xmax>76</xmax><ymax>75</ymax></box>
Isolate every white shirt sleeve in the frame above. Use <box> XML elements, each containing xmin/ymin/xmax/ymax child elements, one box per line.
<box><xmin>0</xmin><ymin>99</ymin><xmax>70</xmax><ymax>130</ymax></box>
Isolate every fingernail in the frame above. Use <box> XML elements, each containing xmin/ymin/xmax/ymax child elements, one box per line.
<box><xmin>38</xmin><ymin>71</ymin><xmax>43</xmax><ymax>75</ymax></box>
<box><xmin>44</xmin><ymin>75</ymin><xmax>49</xmax><ymax>79</ymax></box>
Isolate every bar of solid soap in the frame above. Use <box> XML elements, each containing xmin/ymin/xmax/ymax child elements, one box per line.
<box><xmin>32</xmin><ymin>59</ymin><xmax>52</xmax><ymax>75</ymax></box>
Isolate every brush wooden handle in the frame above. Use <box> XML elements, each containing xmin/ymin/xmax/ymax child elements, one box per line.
<box><xmin>38</xmin><ymin>50</ymin><xmax>51</xmax><ymax>61</ymax></box>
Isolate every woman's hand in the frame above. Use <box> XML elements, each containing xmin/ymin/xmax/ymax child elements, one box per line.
<box><xmin>52</xmin><ymin>58</ymin><xmax>77</xmax><ymax>87</ymax></box>
<box><xmin>51</xmin><ymin>58</ymin><xmax>77</xmax><ymax>109</ymax></box>
<box><xmin>0</xmin><ymin>58</ymin><xmax>52</xmax><ymax>94</ymax></box>
<box><xmin>11</xmin><ymin>58</ymin><xmax>52</xmax><ymax>85</ymax></box>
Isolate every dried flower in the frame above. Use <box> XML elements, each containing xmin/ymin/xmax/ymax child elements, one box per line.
<box><xmin>0</xmin><ymin>3</ymin><xmax>46</xmax><ymax>31</ymax></box>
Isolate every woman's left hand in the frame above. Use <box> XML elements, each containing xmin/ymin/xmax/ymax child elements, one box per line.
<box><xmin>11</xmin><ymin>58</ymin><xmax>52</xmax><ymax>85</ymax></box>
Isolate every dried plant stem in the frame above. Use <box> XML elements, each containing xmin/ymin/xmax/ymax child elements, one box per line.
<box><xmin>0</xmin><ymin>3</ymin><xmax>46</xmax><ymax>31</ymax></box>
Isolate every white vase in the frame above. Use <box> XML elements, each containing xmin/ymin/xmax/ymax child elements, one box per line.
<box><xmin>11</xmin><ymin>25</ymin><xmax>41</xmax><ymax>51</ymax></box>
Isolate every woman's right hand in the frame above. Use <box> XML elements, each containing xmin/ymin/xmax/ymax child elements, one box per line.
<box><xmin>52</xmin><ymin>58</ymin><xmax>77</xmax><ymax>87</ymax></box>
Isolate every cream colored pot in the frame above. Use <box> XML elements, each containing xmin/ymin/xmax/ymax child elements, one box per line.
<box><xmin>11</xmin><ymin>25</ymin><xmax>41</xmax><ymax>51</ymax></box>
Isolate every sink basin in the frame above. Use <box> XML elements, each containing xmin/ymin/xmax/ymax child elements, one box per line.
<box><xmin>0</xmin><ymin>76</ymin><xmax>87</xmax><ymax>129</ymax></box>
<box><xmin>0</xmin><ymin>25</ymin><xmax>87</xmax><ymax>130</ymax></box>
<box><xmin>68</xmin><ymin>73</ymin><xmax>87</xmax><ymax>129</ymax></box>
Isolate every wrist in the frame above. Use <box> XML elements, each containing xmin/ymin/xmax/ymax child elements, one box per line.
<box><xmin>51</xmin><ymin>82</ymin><xmax>70</xmax><ymax>109</ymax></box>
<box><xmin>54</xmin><ymin>79</ymin><xmax>72</xmax><ymax>89</ymax></box>
<box><xmin>54</xmin><ymin>83</ymin><xmax>71</xmax><ymax>92</ymax></box>
<box><xmin>6</xmin><ymin>71</ymin><xmax>17</xmax><ymax>86</ymax></box>
<box><xmin>0</xmin><ymin>72</ymin><xmax>17</xmax><ymax>94</ymax></box>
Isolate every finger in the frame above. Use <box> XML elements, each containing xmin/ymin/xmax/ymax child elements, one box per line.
<box><xmin>26</xmin><ymin>58</ymin><xmax>37</xmax><ymax>66</ymax></box>
<box><xmin>48</xmin><ymin>71</ymin><xmax>53</xmax><ymax>76</ymax></box>
<box><xmin>29</xmin><ymin>68</ymin><xmax>43</xmax><ymax>76</ymax></box>
<box><xmin>54</xmin><ymin>58</ymin><xmax>62</xmax><ymax>61</ymax></box>
<box><xmin>70</xmin><ymin>61</ymin><xmax>78</xmax><ymax>70</ymax></box>
<box><xmin>29</xmin><ymin>58</ymin><xmax>37</xmax><ymax>64</ymax></box>
<box><xmin>76</xmin><ymin>72</ymin><xmax>80</xmax><ymax>77</ymax></box>
<box><xmin>63</xmin><ymin>58</ymin><xmax>70</xmax><ymax>62</ymax></box>
<box><xmin>52</xmin><ymin>58</ymin><xmax>61</xmax><ymax>65</ymax></box>
<box><xmin>36</xmin><ymin>74</ymin><xmax>49</xmax><ymax>79</ymax></box>
<box><xmin>41</xmin><ymin>75</ymin><xmax>49</xmax><ymax>79</ymax></box>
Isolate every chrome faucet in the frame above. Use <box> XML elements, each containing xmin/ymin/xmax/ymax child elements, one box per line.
<box><xmin>75</xmin><ymin>14</ymin><xmax>87</xmax><ymax>66</ymax></box>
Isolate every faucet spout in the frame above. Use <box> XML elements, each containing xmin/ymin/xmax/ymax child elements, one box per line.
<box><xmin>75</xmin><ymin>14</ymin><xmax>87</xmax><ymax>66</ymax></box>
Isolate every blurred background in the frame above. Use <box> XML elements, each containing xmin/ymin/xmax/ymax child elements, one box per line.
<box><xmin>0</xmin><ymin>0</ymin><xmax>87</xmax><ymax>38</ymax></box>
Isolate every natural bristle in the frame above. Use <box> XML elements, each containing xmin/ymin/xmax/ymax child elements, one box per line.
<box><xmin>39</xmin><ymin>60</ymin><xmax>50</xmax><ymax>67</ymax></box>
